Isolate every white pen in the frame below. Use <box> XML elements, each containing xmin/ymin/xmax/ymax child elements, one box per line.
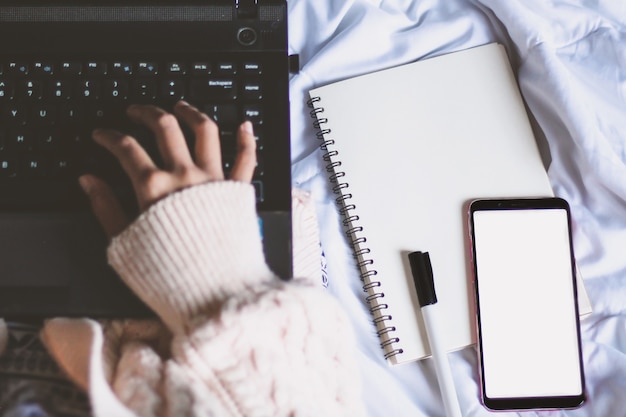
<box><xmin>409</xmin><ymin>251</ymin><xmax>463</xmax><ymax>417</ymax></box>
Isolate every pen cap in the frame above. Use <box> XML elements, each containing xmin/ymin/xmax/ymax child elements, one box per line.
<box><xmin>408</xmin><ymin>251</ymin><xmax>437</xmax><ymax>307</ymax></box>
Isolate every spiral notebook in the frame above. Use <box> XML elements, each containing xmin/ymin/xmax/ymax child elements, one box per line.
<box><xmin>308</xmin><ymin>43</ymin><xmax>591</xmax><ymax>365</ymax></box>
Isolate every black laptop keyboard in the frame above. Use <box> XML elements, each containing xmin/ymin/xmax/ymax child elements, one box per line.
<box><xmin>0</xmin><ymin>56</ymin><xmax>266</xmax><ymax>213</ymax></box>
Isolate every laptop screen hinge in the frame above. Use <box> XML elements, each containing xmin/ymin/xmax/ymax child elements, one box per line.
<box><xmin>236</xmin><ymin>0</ymin><xmax>258</xmax><ymax>19</ymax></box>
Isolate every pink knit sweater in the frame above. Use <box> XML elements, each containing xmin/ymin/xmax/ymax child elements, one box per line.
<box><xmin>40</xmin><ymin>182</ymin><xmax>366</xmax><ymax>417</ymax></box>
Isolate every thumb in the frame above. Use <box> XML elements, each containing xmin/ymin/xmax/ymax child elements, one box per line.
<box><xmin>79</xmin><ymin>174</ymin><xmax>130</xmax><ymax>239</ymax></box>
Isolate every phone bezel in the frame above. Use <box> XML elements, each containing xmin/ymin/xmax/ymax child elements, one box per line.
<box><xmin>468</xmin><ymin>197</ymin><xmax>586</xmax><ymax>411</ymax></box>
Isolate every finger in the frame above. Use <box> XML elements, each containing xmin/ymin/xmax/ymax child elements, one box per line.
<box><xmin>174</xmin><ymin>101</ymin><xmax>224</xmax><ymax>179</ymax></box>
<box><xmin>92</xmin><ymin>129</ymin><xmax>158</xmax><ymax>191</ymax></box>
<box><xmin>126</xmin><ymin>104</ymin><xmax>194</xmax><ymax>170</ymax></box>
<box><xmin>79</xmin><ymin>174</ymin><xmax>129</xmax><ymax>239</ymax></box>
<box><xmin>230</xmin><ymin>121</ymin><xmax>257</xmax><ymax>182</ymax></box>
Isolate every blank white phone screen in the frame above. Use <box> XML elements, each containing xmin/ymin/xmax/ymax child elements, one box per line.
<box><xmin>473</xmin><ymin>208</ymin><xmax>582</xmax><ymax>399</ymax></box>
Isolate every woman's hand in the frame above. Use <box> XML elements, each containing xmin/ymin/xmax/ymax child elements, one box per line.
<box><xmin>79</xmin><ymin>100</ymin><xmax>257</xmax><ymax>238</ymax></box>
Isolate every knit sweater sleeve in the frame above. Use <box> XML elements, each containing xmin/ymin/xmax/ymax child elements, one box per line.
<box><xmin>107</xmin><ymin>181</ymin><xmax>275</xmax><ymax>332</ymax></box>
<box><xmin>106</xmin><ymin>181</ymin><xmax>366</xmax><ymax>416</ymax></box>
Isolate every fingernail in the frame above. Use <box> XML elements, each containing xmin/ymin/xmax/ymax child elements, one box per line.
<box><xmin>92</xmin><ymin>128</ymin><xmax>106</xmax><ymax>142</ymax></box>
<box><xmin>78</xmin><ymin>175</ymin><xmax>92</xmax><ymax>194</ymax></box>
<box><xmin>177</xmin><ymin>100</ymin><xmax>190</xmax><ymax>107</ymax></box>
<box><xmin>242</xmin><ymin>120</ymin><xmax>254</xmax><ymax>134</ymax></box>
<box><xmin>126</xmin><ymin>104</ymin><xmax>140</xmax><ymax>115</ymax></box>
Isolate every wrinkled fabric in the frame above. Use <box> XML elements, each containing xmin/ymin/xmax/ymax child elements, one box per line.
<box><xmin>288</xmin><ymin>0</ymin><xmax>626</xmax><ymax>416</ymax></box>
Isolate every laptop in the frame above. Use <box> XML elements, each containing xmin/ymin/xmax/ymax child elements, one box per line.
<box><xmin>0</xmin><ymin>0</ymin><xmax>294</xmax><ymax>317</ymax></box>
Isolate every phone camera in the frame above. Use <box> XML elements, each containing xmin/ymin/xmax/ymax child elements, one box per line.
<box><xmin>237</xmin><ymin>27</ymin><xmax>258</xmax><ymax>46</ymax></box>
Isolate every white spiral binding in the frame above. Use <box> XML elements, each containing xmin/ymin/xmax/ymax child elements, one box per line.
<box><xmin>307</xmin><ymin>97</ymin><xmax>404</xmax><ymax>360</ymax></box>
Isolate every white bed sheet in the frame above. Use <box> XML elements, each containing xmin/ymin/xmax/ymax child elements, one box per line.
<box><xmin>287</xmin><ymin>0</ymin><xmax>626</xmax><ymax>416</ymax></box>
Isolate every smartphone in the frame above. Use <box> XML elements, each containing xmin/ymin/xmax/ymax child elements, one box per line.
<box><xmin>469</xmin><ymin>198</ymin><xmax>585</xmax><ymax>411</ymax></box>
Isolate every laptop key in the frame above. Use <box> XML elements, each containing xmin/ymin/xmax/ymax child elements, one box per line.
<box><xmin>79</xmin><ymin>146</ymin><xmax>124</xmax><ymax>183</ymax></box>
<box><xmin>32</xmin><ymin>105</ymin><xmax>56</xmax><ymax>126</ymax></box>
<box><xmin>0</xmin><ymin>80</ymin><xmax>14</xmax><ymax>100</ymax></box>
<box><xmin>243</xmin><ymin>105</ymin><xmax>263</xmax><ymax>125</ymax></box>
<box><xmin>204</xmin><ymin>104</ymin><xmax>238</xmax><ymax>125</ymax></box>
<box><xmin>36</xmin><ymin>130</ymin><xmax>60</xmax><ymax>151</ymax></box>
<box><xmin>242</xmin><ymin>81</ymin><xmax>262</xmax><ymax>100</ymax></box>
<box><xmin>77</xmin><ymin>80</ymin><xmax>100</xmax><ymax>99</ymax></box>
<box><xmin>166</xmin><ymin>62</ymin><xmax>187</xmax><ymax>75</ymax></box>
<box><xmin>60</xmin><ymin>105</ymin><xmax>83</xmax><ymax>124</ymax></box>
<box><xmin>103</xmin><ymin>80</ymin><xmax>129</xmax><ymax>100</ymax></box>
<box><xmin>7</xmin><ymin>62</ymin><xmax>28</xmax><ymax>76</ymax></box>
<box><xmin>254</xmin><ymin>159</ymin><xmax>264</xmax><ymax>178</ymax></box>
<box><xmin>21</xmin><ymin>155</ymin><xmax>46</xmax><ymax>178</ymax></box>
<box><xmin>137</xmin><ymin>62</ymin><xmax>159</xmax><ymax>76</ymax></box>
<box><xmin>0</xmin><ymin>157</ymin><xmax>15</xmax><ymax>178</ymax></box>
<box><xmin>160</xmin><ymin>79</ymin><xmax>185</xmax><ymax>100</ymax></box>
<box><xmin>19</xmin><ymin>80</ymin><xmax>43</xmax><ymax>99</ymax></box>
<box><xmin>86</xmin><ymin>61</ymin><xmax>107</xmax><ymax>75</ymax></box>
<box><xmin>49</xmin><ymin>157</ymin><xmax>72</xmax><ymax>179</ymax></box>
<box><xmin>217</xmin><ymin>63</ymin><xmax>236</xmax><ymax>75</ymax></box>
<box><xmin>3</xmin><ymin>106</ymin><xmax>27</xmax><ymax>125</ymax></box>
<box><xmin>9</xmin><ymin>129</ymin><xmax>32</xmax><ymax>150</ymax></box>
<box><xmin>66</xmin><ymin>129</ymin><xmax>94</xmax><ymax>149</ymax></box>
<box><xmin>218</xmin><ymin>130</ymin><xmax>237</xmax><ymax>154</ymax></box>
<box><xmin>252</xmin><ymin>180</ymin><xmax>264</xmax><ymax>203</ymax></box>
<box><xmin>190</xmin><ymin>79</ymin><xmax>237</xmax><ymax>101</ymax></box>
<box><xmin>33</xmin><ymin>62</ymin><xmax>54</xmax><ymax>76</ymax></box>
<box><xmin>60</xmin><ymin>61</ymin><xmax>82</xmax><ymax>76</ymax></box>
<box><xmin>243</xmin><ymin>62</ymin><xmax>262</xmax><ymax>75</ymax></box>
<box><xmin>133</xmin><ymin>79</ymin><xmax>157</xmax><ymax>100</ymax></box>
<box><xmin>192</xmin><ymin>63</ymin><xmax>211</xmax><ymax>75</ymax></box>
<box><xmin>50</xmin><ymin>80</ymin><xmax>71</xmax><ymax>99</ymax></box>
<box><xmin>111</xmin><ymin>62</ymin><xmax>133</xmax><ymax>75</ymax></box>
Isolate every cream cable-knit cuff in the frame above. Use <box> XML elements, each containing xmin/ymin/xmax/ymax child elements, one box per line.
<box><xmin>107</xmin><ymin>181</ymin><xmax>276</xmax><ymax>332</ymax></box>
